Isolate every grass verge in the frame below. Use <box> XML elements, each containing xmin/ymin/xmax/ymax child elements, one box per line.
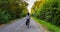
<box><xmin>32</xmin><ymin>17</ymin><xmax>60</xmax><ymax>32</ymax></box>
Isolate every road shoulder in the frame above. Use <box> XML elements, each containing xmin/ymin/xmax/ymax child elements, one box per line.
<box><xmin>31</xmin><ymin>18</ymin><xmax>49</xmax><ymax>32</ymax></box>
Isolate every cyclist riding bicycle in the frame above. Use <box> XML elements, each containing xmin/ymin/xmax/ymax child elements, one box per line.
<box><xmin>26</xmin><ymin>13</ymin><xmax>30</xmax><ymax>28</ymax></box>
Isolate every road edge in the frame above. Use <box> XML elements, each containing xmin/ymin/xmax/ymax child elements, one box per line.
<box><xmin>31</xmin><ymin>18</ymin><xmax>49</xmax><ymax>32</ymax></box>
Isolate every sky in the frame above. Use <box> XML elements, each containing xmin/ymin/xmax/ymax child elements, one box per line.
<box><xmin>24</xmin><ymin>0</ymin><xmax>36</xmax><ymax>13</ymax></box>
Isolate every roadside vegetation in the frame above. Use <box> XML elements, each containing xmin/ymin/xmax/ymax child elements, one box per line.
<box><xmin>0</xmin><ymin>0</ymin><xmax>28</xmax><ymax>25</ymax></box>
<box><xmin>31</xmin><ymin>0</ymin><xmax>60</xmax><ymax>32</ymax></box>
<box><xmin>32</xmin><ymin>17</ymin><xmax>60</xmax><ymax>32</ymax></box>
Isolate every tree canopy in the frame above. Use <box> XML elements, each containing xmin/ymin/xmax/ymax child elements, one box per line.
<box><xmin>31</xmin><ymin>0</ymin><xmax>60</xmax><ymax>25</ymax></box>
<box><xmin>0</xmin><ymin>0</ymin><xmax>28</xmax><ymax>24</ymax></box>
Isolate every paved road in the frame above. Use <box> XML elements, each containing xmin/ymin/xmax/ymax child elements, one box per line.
<box><xmin>0</xmin><ymin>17</ymin><xmax>46</xmax><ymax>32</ymax></box>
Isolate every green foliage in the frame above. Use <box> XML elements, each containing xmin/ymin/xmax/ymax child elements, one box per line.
<box><xmin>32</xmin><ymin>17</ymin><xmax>60</xmax><ymax>32</ymax></box>
<box><xmin>0</xmin><ymin>9</ymin><xmax>10</xmax><ymax>24</ymax></box>
<box><xmin>31</xmin><ymin>0</ymin><xmax>60</xmax><ymax>25</ymax></box>
<box><xmin>0</xmin><ymin>0</ymin><xmax>28</xmax><ymax>24</ymax></box>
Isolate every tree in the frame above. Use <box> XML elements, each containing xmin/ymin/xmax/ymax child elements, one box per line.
<box><xmin>0</xmin><ymin>0</ymin><xmax>28</xmax><ymax>24</ymax></box>
<box><xmin>31</xmin><ymin>0</ymin><xmax>60</xmax><ymax>25</ymax></box>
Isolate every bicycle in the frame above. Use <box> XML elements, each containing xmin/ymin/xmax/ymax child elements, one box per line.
<box><xmin>26</xmin><ymin>19</ymin><xmax>30</xmax><ymax>28</ymax></box>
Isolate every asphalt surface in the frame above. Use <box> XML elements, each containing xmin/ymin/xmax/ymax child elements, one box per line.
<box><xmin>0</xmin><ymin>17</ymin><xmax>46</xmax><ymax>32</ymax></box>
